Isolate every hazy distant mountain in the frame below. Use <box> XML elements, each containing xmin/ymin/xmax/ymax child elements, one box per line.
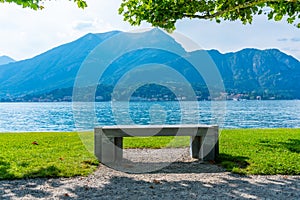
<box><xmin>206</xmin><ymin>48</ymin><xmax>300</xmax><ymax>99</ymax></box>
<box><xmin>0</xmin><ymin>56</ymin><xmax>15</xmax><ymax>65</ymax></box>
<box><xmin>0</xmin><ymin>30</ymin><xmax>299</xmax><ymax>101</ymax></box>
<box><xmin>0</xmin><ymin>31</ymin><xmax>120</xmax><ymax>97</ymax></box>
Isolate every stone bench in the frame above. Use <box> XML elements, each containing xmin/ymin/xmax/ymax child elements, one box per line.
<box><xmin>94</xmin><ymin>124</ymin><xmax>219</xmax><ymax>163</ymax></box>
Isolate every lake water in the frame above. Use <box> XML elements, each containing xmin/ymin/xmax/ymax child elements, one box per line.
<box><xmin>0</xmin><ymin>100</ymin><xmax>299</xmax><ymax>132</ymax></box>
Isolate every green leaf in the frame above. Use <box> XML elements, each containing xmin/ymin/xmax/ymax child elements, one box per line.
<box><xmin>274</xmin><ymin>14</ymin><xmax>283</xmax><ymax>21</ymax></box>
<box><xmin>287</xmin><ymin>16</ymin><xmax>295</xmax><ymax>24</ymax></box>
<box><xmin>76</xmin><ymin>0</ymin><xmax>87</xmax><ymax>9</ymax></box>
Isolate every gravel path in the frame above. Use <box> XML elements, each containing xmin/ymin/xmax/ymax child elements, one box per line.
<box><xmin>1</xmin><ymin>148</ymin><xmax>299</xmax><ymax>199</ymax></box>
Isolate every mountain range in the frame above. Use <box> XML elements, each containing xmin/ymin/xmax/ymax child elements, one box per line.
<box><xmin>0</xmin><ymin>29</ymin><xmax>299</xmax><ymax>101</ymax></box>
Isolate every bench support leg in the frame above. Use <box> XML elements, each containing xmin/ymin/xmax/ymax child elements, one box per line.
<box><xmin>190</xmin><ymin>136</ymin><xmax>202</xmax><ymax>159</ymax></box>
<box><xmin>190</xmin><ymin>127</ymin><xmax>219</xmax><ymax>161</ymax></box>
<box><xmin>95</xmin><ymin>128</ymin><xmax>123</xmax><ymax>163</ymax></box>
<box><xmin>114</xmin><ymin>137</ymin><xmax>123</xmax><ymax>162</ymax></box>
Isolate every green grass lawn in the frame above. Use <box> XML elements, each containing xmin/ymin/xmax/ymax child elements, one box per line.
<box><xmin>218</xmin><ymin>128</ymin><xmax>300</xmax><ymax>175</ymax></box>
<box><xmin>0</xmin><ymin>132</ymin><xmax>98</xmax><ymax>180</ymax></box>
<box><xmin>0</xmin><ymin>129</ymin><xmax>299</xmax><ymax>180</ymax></box>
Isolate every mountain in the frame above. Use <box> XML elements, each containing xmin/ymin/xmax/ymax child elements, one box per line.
<box><xmin>0</xmin><ymin>31</ymin><xmax>120</xmax><ymax>98</ymax></box>
<box><xmin>0</xmin><ymin>29</ymin><xmax>299</xmax><ymax>101</ymax></box>
<box><xmin>205</xmin><ymin>48</ymin><xmax>300</xmax><ymax>99</ymax></box>
<box><xmin>0</xmin><ymin>56</ymin><xmax>15</xmax><ymax>65</ymax></box>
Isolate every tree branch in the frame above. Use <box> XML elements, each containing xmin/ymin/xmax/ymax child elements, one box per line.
<box><xmin>182</xmin><ymin>0</ymin><xmax>290</xmax><ymax>19</ymax></box>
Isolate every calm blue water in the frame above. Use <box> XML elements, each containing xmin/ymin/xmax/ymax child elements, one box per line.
<box><xmin>0</xmin><ymin>100</ymin><xmax>299</xmax><ymax>132</ymax></box>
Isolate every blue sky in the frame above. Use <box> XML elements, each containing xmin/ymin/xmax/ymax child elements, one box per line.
<box><xmin>0</xmin><ymin>0</ymin><xmax>299</xmax><ymax>61</ymax></box>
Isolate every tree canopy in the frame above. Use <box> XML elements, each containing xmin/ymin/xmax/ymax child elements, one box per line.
<box><xmin>118</xmin><ymin>0</ymin><xmax>300</xmax><ymax>31</ymax></box>
<box><xmin>2</xmin><ymin>0</ymin><xmax>300</xmax><ymax>31</ymax></box>
<box><xmin>0</xmin><ymin>0</ymin><xmax>87</xmax><ymax>10</ymax></box>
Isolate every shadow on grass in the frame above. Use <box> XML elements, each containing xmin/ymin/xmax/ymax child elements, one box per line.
<box><xmin>279</xmin><ymin>139</ymin><xmax>300</xmax><ymax>153</ymax></box>
<box><xmin>259</xmin><ymin>139</ymin><xmax>300</xmax><ymax>153</ymax></box>
<box><xmin>0</xmin><ymin>157</ymin><xmax>11</xmax><ymax>179</ymax></box>
<box><xmin>216</xmin><ymin>153</ymin><xmax>250</xmax><ymax>174</ymax></box>
<box><xmin>23</xmin><ymin>166</ymin><xmax>62</xmax><ymax>179</ymax></box>
<box><xmin>0</xmin><ymin>158</ymin><xmax>61</xmax><ymax>180</ymax></box>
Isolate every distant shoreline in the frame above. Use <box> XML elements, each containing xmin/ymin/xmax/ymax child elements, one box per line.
<box><xmin>0</xmin><ymin>99</ymin><xmax>299</xmax><ymax>103</ymax></box>
<box><xmin>1</xmin><ymin>127</ymin><xmax>300</xmax><ymax>134</ymax></box>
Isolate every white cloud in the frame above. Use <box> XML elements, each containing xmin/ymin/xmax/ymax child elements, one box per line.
<box><xmin>277</xmin><ymin>38</ymin><xmax>289</xmax><ymax>42</ymax></box>
<box><xmin>291</xmin><ymin>37</ymin><xmax>300</xmax><ymax>42</ymax></box>
<box><xmin>72</xmin><ymin>20</ymin><xmax>97</xmax><ymax>31</ymax></box>
<box><xmin>71</xmin><ymin>18</ymin><xmax>117</xmax><ymax>34</ymax></box>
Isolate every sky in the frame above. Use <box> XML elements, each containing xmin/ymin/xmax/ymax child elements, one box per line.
<box><xmin>0</xmin><ymin>0</ymin><xmax>300</xmax><ymax>61</ymax></box>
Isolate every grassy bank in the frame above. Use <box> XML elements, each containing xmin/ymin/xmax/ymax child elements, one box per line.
<box><xmin>0</xmin><ymin>132</ymin><xmax>98</xmax><ymax>180</ymax></box>
<box><xmin>218</xmin><ymin>128</ymin><xmax>300</xmax><ymax>175</ymax></box>
<box><xmin>0</xmin><ymin>129</ymin><xmax>299</xmax><ymax>179</ymax></box>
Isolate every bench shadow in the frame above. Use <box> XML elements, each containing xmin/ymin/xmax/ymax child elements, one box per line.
<box><xmin>215</xmin><ymin>153</ymin><xmax>250</xmax><ymax>172</ymax></box>
<box><xmin>103</xmin><ymin>152</ymin><xmax>250</xmax><ymax>174</ymax></box>
<box><xmin>106</xmin><ymin>159</ymin><xmax>226</xmax><ymax>174</ymax></box>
